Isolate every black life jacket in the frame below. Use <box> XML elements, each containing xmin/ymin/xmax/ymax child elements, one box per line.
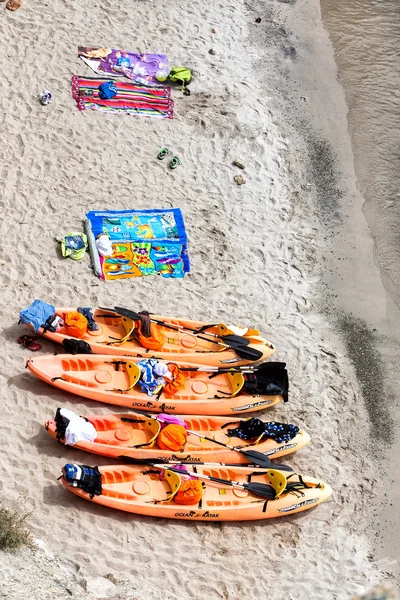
<box><xmin>62</xmin><ymin>464</ymin><xmax>102</xmax><ymax>499</ymax></box>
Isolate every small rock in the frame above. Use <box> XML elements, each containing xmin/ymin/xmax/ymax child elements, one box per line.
<box><xmin>84</xmin><ymin>577</ymin><xmax>117</xmax><ymax>597</ymax></box>
<box><xmin>255</xmin><ymin>17</ymin><xmax>261</xmax><ymax>23</ymax></box>
<box><xmin>211</xmin><ymin>28</ymin><xmax>216</xmax><ymax>33</ymax></box>
<box><xmin>208</xmin><ymin>49</ymin><xmax>216</xmax><ymax>55</ymax></box>
<box><xmin>234</xmin><ymin>175</ymin><xmax>246</xmax><ymax>185</ymax></box>
<box><xmin>233</xmin><ymin>159</ymin><xmax>246</xmax><ymax>169</ymax></box>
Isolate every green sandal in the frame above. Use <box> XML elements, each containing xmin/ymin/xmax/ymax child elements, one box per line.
<box><xmin>157</xmin><ymin>148</ymin><xmax>170</xmax><ymax>160</ymax></box>
<box><xmin>170</xmin><ymin>156</ymin><xmax>180</xmax><ymax>169</ymax></box>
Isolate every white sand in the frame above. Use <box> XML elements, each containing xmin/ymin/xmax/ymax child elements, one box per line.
<box><xmin>0</xmin><ymin>0</ymin><xmax>396</xmax><ymax>597</ymax></box>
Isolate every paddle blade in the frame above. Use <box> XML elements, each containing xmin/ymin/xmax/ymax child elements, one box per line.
<box><xmin>245</xmin><ymin>482</ymin><xmax>276</xmax><ymax>499</ymax></box>
<box><xmin>220</xmin><ymin>335</ymin><xmax>250</xmax><ymax>346</ymax></box>
<box><xmin>233</xmin><ymin>344</ymin><xmax>264</xmax><ymax>362</ymax></box>
<box><xmin>113</xmin><ymin>306</ymin><xmax>141</xmax><ymax>321</ymax></box>
<box><xmin>242</xmin><ymin>450</ymin><xmax>294</xmax><ymax>472</ymax></box>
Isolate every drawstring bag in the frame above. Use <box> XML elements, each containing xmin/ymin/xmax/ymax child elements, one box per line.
<box><xmin>64</xmin><ymin>311</ymin><xmax>88</xmax><ymax>338</ymax></box>
<box><xmin>163</xmin><ymin>363</ymin><xmax>186</xmax><ymax>395</ymax></box>
<box><xmin>157</xmin><ymin>424</ymin><xmax>188</xmax><ymax>451</ymax></box>
<box><xmin>175</xmin><ymin>480</ymin><xmax>203</xmax><ymax>505</ymax></box>
<box><xmin>134</xmin><ymin>317</ymin><xmax>165</xmax><ymax>351</ymax></box>
<box><xmin>167</xmin><ymin>67</ymin><xmax>192</xmax><ymax>95</ymax></box>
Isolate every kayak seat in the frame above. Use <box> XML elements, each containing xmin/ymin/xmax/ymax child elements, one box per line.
<box><xmin>106</xmin><ymin>316</ymin><xmax>136</xmax><ymax>345</ymax></box>
<box><xmin>130</xmin><ymin>419</ymin><xmax>161</xmax><ymax>449</ymax></box>
<box><xmin>154</xmin><ymin>470</ymin><xmax>182</xmax><ymax>503</ymax></box>
<box><xmin>110</xmin><ymin>361</ymin><xmax>141</xmax><ymax>393</ymax></box>
<box><xmin>267</xmin><ymin>470</ymin><xmax>287</xmax><ymax>498</ymax></box>
<box><xmin>226</xmin><ymin>372</ymin><xmax>245</xmax><ymax>397</ymax></box>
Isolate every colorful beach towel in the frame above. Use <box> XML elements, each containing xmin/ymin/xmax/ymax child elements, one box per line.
<box><xmin>78</xmin><ymin>47</ymin><xmax>169</xmax><ymax>86</ymax></box>
<box><xmin>86</xmin><ymin>209</ymin><xmax>190</xmax><ymax>280</ymax></box>
<box><xmin>71</xmin><ymin>76</ymin><xmax>173</xmax><ymax>119</ymax></box>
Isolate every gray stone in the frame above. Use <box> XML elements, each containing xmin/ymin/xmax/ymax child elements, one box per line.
<box><xmin>84</xmin><ymin>576</ymin><xmax>117</xmax><ymax>597</ymax></box>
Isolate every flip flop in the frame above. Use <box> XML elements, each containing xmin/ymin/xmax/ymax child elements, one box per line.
<box><xmin>23</xmin><ymin>339</ymin><xmax>42</xmax><ymax>352</ymax></box>
<box><xmin>18</xmin><ymin>335</ymin><xmax>34</xmax><ymax>345</ymax></box>
<box><xmin>170</xmin><ymin>156</ymin><xmax>180</xmax><ymax>170</ymax></box>
<box><xmin>157</xmin><ymin>148</ymin><xmax>170</xmax><ymax>160</ymax></box>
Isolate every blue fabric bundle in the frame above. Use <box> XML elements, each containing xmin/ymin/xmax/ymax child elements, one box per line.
<box><xmin>19</xmin><ymin>300</ymin><xmax>55</xmax><ymax>332</ymax></box>
<box><xmin>98</xmin><ymin>81</ymin><xmax>117</xmax><ymax>99</ymax></box>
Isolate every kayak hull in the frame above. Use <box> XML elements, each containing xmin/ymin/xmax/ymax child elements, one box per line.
<box><xmin>61</xmin><ymin>464</ymin><xmax>332</xmax><ymax>521</ymax></box>
<box><xmin>28</xmin><ymin>354</ymin><xmax>285</xmax><ymax>415</ymax></box>
<box><xmin>45</xmin><ymin>412</ymin><xmax>310</xmax><ymax>462</ymax></box>
<box><xmin>29</xmin><ymin>308</ymin><xmax>275</xmax><ymax>367</ymax></box>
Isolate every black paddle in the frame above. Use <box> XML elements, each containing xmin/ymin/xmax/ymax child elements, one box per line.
<box><xmin>113</xmin><ymin>306</ymin><xmax>251</xmax><ymax>346</ymax></box>
<box><xmin>124</xmin><ymin>411</ymin><xmax>294</xmax><ymax>472</ymax></box>
<box><xmin>99</xmin><ymin>307</ymin><xmax>264</xmax><ymax>362</ymax></box>
<box><xmin>118</xmin><ymin>457</ymin><xmax>277</xmax><ymax>499</ymax></box>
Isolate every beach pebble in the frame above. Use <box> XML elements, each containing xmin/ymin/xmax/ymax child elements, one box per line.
<box><xmin>233</xmin><ymin>159</ymin><xmax>246</xmax><ymax>169</ymax></box>
<box><xmin>211</xmin><ymin>28</ymin><xmax>216</xmax><ymax>33</ymax></box>
<box><xmin>208</xmin><ymin>49</ymin><xmax>216</xmax><ymax>55</ymax></box>
<box><xmin>255</xmin><ymin>17</ymin><xmax>261</xmax><ymax>23</ymax></box>
<box><xmin>83</xmin><ymin>576</ymin><xmax>117</xmax><ymax>597</ymax></box>
<box><xmin>234</xmin><ymin>175</ymin><xmax>246</xmax><ymax>185</ymax></box>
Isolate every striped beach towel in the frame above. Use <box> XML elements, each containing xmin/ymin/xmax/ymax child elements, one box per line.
<box><xmin>71</xmin><ymin>76</ymin><xmax>174</xmax><ymax>119</ymax></box>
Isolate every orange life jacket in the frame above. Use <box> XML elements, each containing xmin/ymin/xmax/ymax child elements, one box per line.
<box><xmin>157</xmin><ymin>424</ymin><xmax>187</xmax><ymax>451</ymax></box>
<box><xmin>175</xmin><ymin>480</ymin><xmax>204</xmax><ymax>505</ymax></box>
<box><xmin>64</xmin><ymin>311</ymin><xmax>88</xmax><ymax>338</ymax></box>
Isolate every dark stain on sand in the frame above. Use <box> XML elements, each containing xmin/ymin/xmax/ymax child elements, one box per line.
<box><xmin>336</xmin><ymin>311</ymin><xmax>393</xmax><ymax>444</ymax></box>
<box><xmin>306</xmin><ymin>136</ymin><xmax>344</xmax><ymax>226</ymax></box>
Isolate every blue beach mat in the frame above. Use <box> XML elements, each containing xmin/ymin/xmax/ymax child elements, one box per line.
<box><xmin>86</xmin><ymin>209</ymin><xmax>190</xmax><ymax>280</ymax></box>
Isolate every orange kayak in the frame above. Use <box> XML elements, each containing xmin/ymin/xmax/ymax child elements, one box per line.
<box><xmin>61</xmin><ymin>463</ymin><xmax>332</xmax><ymax>521</ymax></box>
<box><xmin>29</xmin><ymin>307</ymin><xmax>275</xmax><ymax>366</ymax></box>
<box><xmin>45</xmin><ymin>412</ymin><xmax>310</xmax><ymax>462</ymax></box>
<box><xmin>28</xmin><ymin>355</ymin><xmax>288</xmax><ymax>415</ymax></box>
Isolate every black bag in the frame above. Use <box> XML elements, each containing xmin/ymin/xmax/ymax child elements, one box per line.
<box><xmin>62</xmin><ymin>339</ymin><xmax>93</xmax><ymax>355</ymax></box>
<box><xmin>243</xmin><ymin>363</ymin><xmax>289</xmax><ymax>402</ymax></box>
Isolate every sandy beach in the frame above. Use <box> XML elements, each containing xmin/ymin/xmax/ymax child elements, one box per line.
<box><xmin>0</xmin><ymin>0</ymin><xmax>398</xmax><ymax>597</ymax></box>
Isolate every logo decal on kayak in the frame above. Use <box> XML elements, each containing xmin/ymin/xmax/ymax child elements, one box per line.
<box><xmin>131</xmin><ymin>401</ymin><xmax>176</xmax><ymax>411</ymax></box>
<box><xmin>264</xmin><ymin>443</ymin><xmax>297</xmax><ymax>456</ymax></box>
<box><xmin>220</xmin><ymin>358</ymin><xmax>241</xmax><ymax>364</ymax></box>
<box><xmin>174</xmin><ymin>510</ymin><xmax>220</xmax><ymax>518</ymax></box>
<box><xmin>232</xmin><ymin>399</ymin><xmax>273</xmax><ymax>411</ymax></box>
<box><xmin>278</xmin><ymin>498</ymin><xmax>319</xmax><ymax>513</ymax></box>
<box><xmin>155</xmin><ymin>454</ymin><xmax>202</xmax><ymax>463</ymax></box>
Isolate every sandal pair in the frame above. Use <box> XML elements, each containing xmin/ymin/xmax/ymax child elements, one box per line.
<box><xmin>17</xmin><ymin>335</ymin><xmax>42</xmax><ymax>352</ymax></box>
<box><xmin>157</xmin><ymin>148</ymin><xmax>180</xmax><ymax>169</ymax></box>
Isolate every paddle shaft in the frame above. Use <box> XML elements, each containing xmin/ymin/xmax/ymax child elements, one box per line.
<box><xmin>104</xmin><ymin>307</ymin><xmax>264</xmax><ymax>361</ymax></box>
<box><xmin>146</xmin><ymin>463</ymin><xmax>276</xmax><ymax>498</ymax></box>
<box><xmin>125</xmin><ymin>411</ymin><xmax>293</xmax><ymax>471</ymax></box>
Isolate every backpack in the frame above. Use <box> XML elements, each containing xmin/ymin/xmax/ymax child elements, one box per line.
<box><xmin>168</xmin><ymin>67</ymin><xmax>192</xmax><ymax>95</ymax></box>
